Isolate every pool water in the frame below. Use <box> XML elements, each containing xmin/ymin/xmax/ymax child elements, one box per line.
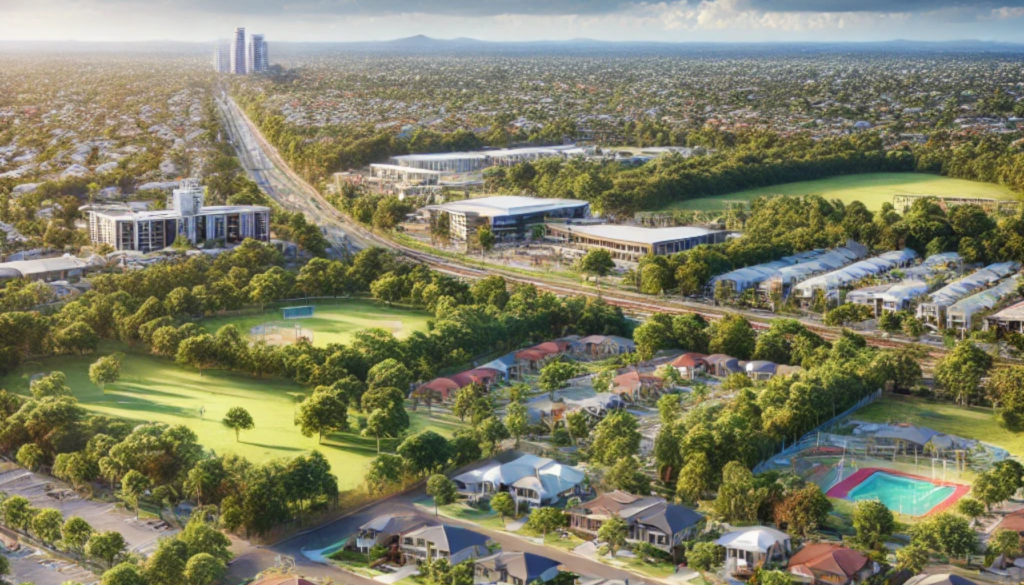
<box><xmin>847</xmin><ymin>472</ymin><xmax>954</xmax><ymax>516</ymax></box>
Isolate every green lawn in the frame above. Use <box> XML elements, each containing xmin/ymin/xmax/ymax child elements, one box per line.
<box><xmin>665</xmin><ymin>173</ymin><xmax>1020</xmax><ymax>212</ymax></box>
<box><xmin>200</xmin><ymin>298</ymin><xmax>432</xmax><ymax>347</ymax></box>
<box><xmin>856</xmin><ymin>394</ymin><xmax>1024</xmax><ymax>457</ymax></box>
<box><xmin>0</xmin><ymin>344</ymin><xmax>462</xmax><ymax>492</ymax></box>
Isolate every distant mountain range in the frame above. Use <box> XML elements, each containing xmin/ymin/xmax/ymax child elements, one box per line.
<box><xmin>1</xmin><ymin>36</ymin><xmax>1023</xmax><ymax>55</ymax></box>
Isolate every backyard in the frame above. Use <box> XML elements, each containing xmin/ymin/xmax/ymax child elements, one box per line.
<box><xmin>664</xmin><ymin>172</ymin><xmax>1020</xmax><ymax>211</ymax></box>
<box><xmin>200</xmin><ymin>298</ymin><xmax>433</xmax><ymax>347</ymax></box>
<box><xmin>0</xmin><ymin>343</ymin><xmax>463</xmax><ymax>493</ymax></box>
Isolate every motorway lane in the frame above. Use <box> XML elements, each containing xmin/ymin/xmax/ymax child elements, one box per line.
<box><xmin>227</xmin><ymin>488</ymin><xmax>651</xmax><ymax>585</ymax></box>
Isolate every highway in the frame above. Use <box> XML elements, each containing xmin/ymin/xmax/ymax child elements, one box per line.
<box><xmin>214</xmin><ymin>92</ymin><xmax>949</xmax><ymax>361</ymax></box>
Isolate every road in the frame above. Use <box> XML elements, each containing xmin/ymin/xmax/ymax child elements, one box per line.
<box><xmin>228</xmin><ymin>488</ymin><xmax>651</xmax><ymax>585</ymax></box>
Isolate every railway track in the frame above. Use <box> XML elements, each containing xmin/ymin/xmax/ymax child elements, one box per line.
<box><xmin>218</xmin><ymin>93</ymin><xmax>950</xmax><ymax>359</ymax></box>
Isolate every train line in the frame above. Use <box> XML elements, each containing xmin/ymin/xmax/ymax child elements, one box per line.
<box><xmin>217</xmin><ymin>93</ymin><xmax>950</xmax><ymax>359</ymax></box>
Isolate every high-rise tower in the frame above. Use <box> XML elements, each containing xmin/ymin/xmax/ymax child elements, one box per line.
<box><xmin>230</xmin><ymin>27</ymin><xmax>247</xmax><ymax>75</ymax></box>
<box><xmin>213</xmin><ymin>39</ymin><xmax>231</xmax><ymax>73</ymax></box>
<box><xmin>247</xmin><ymin>34</ymin><xmax>269</xmax><ymax>73</ymax></box>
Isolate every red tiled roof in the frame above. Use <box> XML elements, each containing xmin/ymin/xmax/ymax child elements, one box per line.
<box><xmin>516</xmin><ymin>349</ymin><xmax>548</xmax><ymax>361</ymax></box>
<box><xmin>670</xmin><ymin>353</ymin><xmax>708</xmax><ymax>368</ymax></box>
<box><xmin>995</xmin><ymin>510</ymin><xmax>1024</xmax><ymax>533</ymax></box>
<box><xmin>788</xmin><ymin>544</ymin><xmax>869</xmax><ymax>579</ymax></box>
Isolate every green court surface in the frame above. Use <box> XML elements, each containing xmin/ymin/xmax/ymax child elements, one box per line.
<box><xmin>200</xmin><ymin>299</ymin><xmax>432</xmax><ymax>347</ymax></box>
<box><xmin>665</xmin><ymin>173</ymin><xmax>1020</xmax><ymax>211</ymax></box>
<box><xmin>0</xmin><ymin>346</ymin><xmax>461</xmax><ymax>492</ymax></box>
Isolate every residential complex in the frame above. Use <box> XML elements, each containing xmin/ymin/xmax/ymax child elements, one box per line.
<box><xmin>87</xmin><ymin>179</ymin><xmax>271</xmax><ymax>252</ymax></box>
<box><xmin>216</xmin><ymin>27</ymin><xmax>269</xmax><ymax>74</ymax></box>
<box><xmin>421</xmin><ymin>196</ymin><xmax>589</xmax><ymax>240</ymax></box>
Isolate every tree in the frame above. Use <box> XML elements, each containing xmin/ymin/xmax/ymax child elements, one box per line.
<box><xmin>16</xmin><ymin>443</ymin><xmax>44</xmax><ymax>471</ymax></box>
<box><xmin>222</xmin><ymin>407</ymin><xmax>254</xmax><ymax>442</ymax></box>
<box><xmin>597</xmin><ymin>515</ymin><xmax>628</xmax><ymax>555</ymax></box>
<box><xmin>249</xmin><ymin>266</ymin><xmax>294</xmax><ymax>311</ymax></box>
<box><xmin>606</xmin><ymin>456</ymin><xmax>651</xmax><ymax>495</ymax></box>
<box><xmin>565</xmin><ymin>410</ymin><xmax>589</xmax><ymax>445</ymax></box>
<box><xmin>367</xmin><ymin>358</ymin><xmax>413</xmax><ymax>391</ymax></box>
<box><xmin>633</xmin><ymin>314</ymin><xmax>675</xmax><ymax>361</ymax></box>
<box><xmin>32</xmin><ymin>508</ymin><xmax>64</xmax><ymax>547</ymax></box>
<box><xmin>491</xmin><ymin>492</ymin><xmax>516</xmax><ymax>527</ymax></box>
<box><xmin>176</xmin><ymin>334</ymin><xmax>217</xmax><ymax>376</ymax></box>
<box><xmin>121</xmin><ymin>470</ymin><xmax>150</xmax><ymax>519</ymax></box>
<box><xmin>688</xmin><ymin>542</ymin><xmax>722</xmax><ymax>582</ymax></box>
<box><xmin>851</xmin><ymin>500</ymin><xmax>895</xmax><ymax>550</ymax></box>
<box><xmin>62</xmin><ymin>516</ymin><xmax>94</xmax><ymax>555</ymax></box>
<box><xmin>538</xmin><ymin>361</ymin><xmax>580</xmax><ymax>400</ymax></box>
<box><xmin>0</xmin><ymin>555</ymin><xmax>8</xmax><ymax>584</ymax></box>
<box><xmin>397</xmin><ymin>431</ymin><xmax>452</xmax><ymax>476</ymax></box>
<box><xmin>775</xmin><ymin>484</ymin><xmax>831</xmax><ymax>536</ymax></box>
<box><xmin>144</xmin><ymin>538</ymin><xmax>189</xmax><ymax>585</ymax></box>
<box><xmin>87</xmin><ymin>531</ymin><xmax>127</xmax><ymax>568</ymax></box>
<box><xmin>708</xmin><ymin>314</ymin><xmax>756</xmax><ymax>360</ymax></box>
<box><xmin>578</xmin><ymin>249</ymin><xmax>615</xmax><ymax>283</ymax></box>
<box><xmin>476</xmin><ymin>225</ymin><xmax>495</xmax><ymax>254</ymax></box>
<box><xmin>101</xmin><ymin>563</ymin><xmax>147</xmax><ymax>585</ymax></box>
<box><xmin>989</xmin><ymin>367</ymin><xmax>1024</xmax><ymax>430</ymax></box>
<box><xmin>296</xmin><ymin>388</ymin><xmax>350</xmax><ymax>444</ymax></box>
<box><xmin>934</xmin><ymin>340</ymin><xmax>992</xmax><ymax>407</ymax></box>
<box><xmin>758</xmin><ymin>570</ymin><xmax>794</xmax><ymax>585</ymax></box>
<box><xmin>178</xmin><ymin>516</ymin><xmax>232</xmax><ymax>562</ymax></box>
<box><xmin>184</xmin><ymin>552</ymin><xmax>227</xmax><ymax>585</ymax></box>
<box><xmin>504</xmin><ymin>401</ymin><xmax>528</xmax><ymax>448</ymax></box>
<box><xmin>895</xmin><ymin>544</ymin><xmax>929</xmax><ymax>574</ymax></box>
<box><xmin>912</xmin><ymin>513</ymin><xmax>978</xmax><ymax>561</ymax></box>
<box><xmin>452</xmin><ymin>384</ymin><xmax>483</xmax><ymax>422</ymax></box>
<box><xmin>31</xmin><ymin>371</ymin><xmax>72</xmax><ymax>398</ymax></box>
<box><xmin>0</xmin><ymin>495</ymin><xmax>34</xmax><ymax>533</ymax></box>
<box><xmin>990</xmin><ymin>529</ymin><xmax>1022</xmax><ymax>559</ymax></box>
<box><xmin>366</xmin><ymin>454</ymin><xmax>405</xmax><ymax>494</ymax></box>
<box><xmin>88</xmin><ymin>355</ymin><xmax>123</xmax><ymax>394</ymax></box>
<box><xmin>955</xmin><ymin>497</ymin><xmax>986</xmax><ymax>526</ymax></box>
<box><xmin>589</xmin><ymin>410</ymin><xmax>641</xmax><ymax>466</ymax></box>
<box><xmin>426</xmin><ymin>474</ymin><xmax>458</xmax><ymax>516</ymax></box>
<box><xmin>527</xmin><ymin>507</ymin><xmax>565</xmax><ymax>543</ymax></box>
<box><xmin>371</xmin><ymin>274</ymin><xmax>407</xmax><ymax>306</ymax></box>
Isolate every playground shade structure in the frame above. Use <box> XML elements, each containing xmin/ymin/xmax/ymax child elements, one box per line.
<box><xmin>827</xmin><ymin>468</ymin><xmax>968</xmax><ymax>516</ymax></box>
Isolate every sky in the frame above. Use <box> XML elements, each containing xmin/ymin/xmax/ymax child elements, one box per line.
<box><xmin>2</xmin><ymin>0</ymin><xmax>1024</xmax><ymax>43</ymax></box>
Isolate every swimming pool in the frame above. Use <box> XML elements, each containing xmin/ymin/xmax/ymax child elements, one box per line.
<box><xmin>846</xmin><ymin>472</ymin><xmax>955</xmax><ymax>516</ymax></box>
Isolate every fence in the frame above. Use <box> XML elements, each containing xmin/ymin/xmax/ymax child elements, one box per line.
<box><xmin>753</xmin><ymin>389</ymin><xmax>883</xmax><ymax>474</ymax></box>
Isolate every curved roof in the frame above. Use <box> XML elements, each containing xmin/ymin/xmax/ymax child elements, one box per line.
<box><xmin>746</xmin><ymin>361</ymin><xmax>777</xmax><ymax>374</ymax></box>
<box><xmin>0</xmin><ymin>267</ymin><xmax>23</xmax><ymax>279</ymax></box>
<box><xmin>923</xmin><ymin>261</ymin><xmax>1020</xmax><ymax>308</ymax></box>
<box><xmin>794</xmin><ymin>249</ymin><xmax>919</xmax><ymax>296</ymax></box>
<box><xmin>417</xmin><ymin>378</ymin><xmax>460</xmax><ymax>393</ymax></box>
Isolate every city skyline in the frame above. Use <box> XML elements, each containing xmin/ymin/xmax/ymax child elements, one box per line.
<box><xmin>3</xmin><ymin>0</ymin><xmax>1024</xmax><ymax>44</ymax></box>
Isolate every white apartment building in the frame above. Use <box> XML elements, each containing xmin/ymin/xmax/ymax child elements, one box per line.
<box><xmin>88</xmin><ymin>179</ymin><xmax>271</xmax><ymax>253</ymax></box>
<box><xmin>213</xmin><ymin>39</ymin><xmax>231</xmax><ymax>73</ymax></box>
<box><xmin>230</xmin><ymin>28</ymin><xmax>247</xmax><ymax>75</ymax></box>
<box><xmin>247</xmin><ymin>34</ymin><xmax>269</xmax><ymax>73</ymax></box>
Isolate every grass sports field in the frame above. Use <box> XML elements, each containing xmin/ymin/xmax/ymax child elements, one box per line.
<box><xmin>666</xmin><ymin>173</ymin><xmax>1020</xmax><ymax>211</ymax></box>
<box><xmin>201</xmin><ymin>298</ymin><xmax>432</xmax><ymax>347</ymax></box>
<box><xmin>0</xmin><ymin>343</ymin><xmax>462</xmax><ymax>492</ymax></box>
<box><xmin>857</xmin><ymin>394</ymin><xmax>1023</xmax><ymax>457</ymax></box>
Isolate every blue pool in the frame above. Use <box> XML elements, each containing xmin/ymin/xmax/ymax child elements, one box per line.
<box><xmin>847</xmin><ymin>471</ymin><xmax>955</xmax><ymax>516</ymax></box>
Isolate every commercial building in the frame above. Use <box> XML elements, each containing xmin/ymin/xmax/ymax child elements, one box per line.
<box><xmin>247</xmin><ymin>34</ymin><xmax>269</xmax><ymax>73</ymax></box>
<box><xmin>421</xmin><ymin>196</ymin><xmax>589</xmax><ymax>241</ymax></box>
<box><xmin>230</xmin><ymin>28</ymin><xmax>247</xmax><ymax>75</ymax></box>
<box><xmin>87</xmin><ymin>179</ymin><xmax>270</xmax><ymax>253</ymax></box>
<box><xmin>213</xmin><ymin>39</ymin><xmax>231</xmax><ymax>73</ymax></box>
<box><xmin>0</xmin><ymin>255</ymin><xmax>103</xmax><ymax>283</ymax></box>
<box><xmin>390</xmin><ymin>145</ymin><xmax>587</xmax><ymax>173</ymax></box>
<box><xmin>545</xmin><ymin>224</ymin><xmax>727</xmax><ymax>261</ymax></box>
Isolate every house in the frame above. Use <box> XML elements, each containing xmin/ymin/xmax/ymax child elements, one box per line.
<box><xmin>570</xmin><ymin>335</ymin><xmax>636</xmax><ymax>359</ymax></box>
<box><xmin>566</xmin><ymin>491</ymin><xmax>704</xmax><ymax>553</ymax></box>
<box><xmin>715</xmin><ymin>526</ymin><xmax>792</xmax><ymax>577</ymax></box>
<box><xmin>670</xmin><ymin>353</ymin><xmax>708</xmax><ymax>380</ymax></box>
<box><xmin>994</xmin><ymin>509</ymin><xmax>1024</xmax><ymax>534</ymax></box>
<box><xmin>355</xmin><ymin>514</ymin><xmax>432</xmax><ymax>552</ymax></box>
<box><xmin>746</xmin><ymin>361</ymin><xmax>778</xmax><ymax>381</ymax></box>
<box><xmin>705</xmin><ymin>354</ymin><xmax>744</xmax><ymax>378</ymax></box>
<box><xmin>412</xmin><ymin>378</ymin><xmax>461</xmax><ymax>402</ymax></box>
<box><xmin>904</xmin><ymin>575</ymin><xmax>978</xmax><ymax>585</ymax></box>
<box><xmin>612</xmin><ymin>369</ymin><xmax>664</xmax><ymax>401</ymax></box>
<box><xmin>564</xmin><ymin>393</ymin><xmax>626</xmax><ymax>421</ymax></box>
<box><xmin>450</xmin><ymin>368</ymin><xmax>500</xmax><ymax>391</ymax></box>
<box><xmin>411</xmin><ymin>367</ymin><xmax>501</xmax><ymax>402</ymax></box>
<box><xmin>788</xmin><ymin>544</ymin><xmax>878</xmax><ymax>585</ymax></box>
<box><xmin>474</xmin><ymin>551</ymin><xmax>562</xmax><ymax>585</ymax></box>
<box><xmin>515</xmin><ymin>340</ymin><xmax>572</xmax><ymax>373</ymax></box>
<box><xmin>400</xmin><ymin>524</ymin><xmax>490</xmax><ymax>565</ymax></box>
<box><xmin>452</xmin><ymin>455</ymin><xmax>586</xmax><ymax>507</ymax></box>
<box><xmin>480</xmin><ymin>353</ymin><xmax>522</xmax><ymax>381</ymax></box>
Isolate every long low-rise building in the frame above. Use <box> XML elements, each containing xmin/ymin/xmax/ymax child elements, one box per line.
<box><xmin>844</xmin><ymin>252</ymin><xmax>963</xmax><ymax>316</ymax></box>
<box><xmin>422</xmin><ymin>196</ymin><xmax>589</xmax><ymax>241</ymax></box>
<box><xmin>917</xmin><ymin>261</ymin><xmax>1019</xmax><ymax>328</ymax></box>
<box><xmin>0</xmin><ymin>254</ymin><xmax>104</xmax><ymax>283</ymax></box>
<box><xmin>545</xmin><ymin>223</ymin><xmax>727</xmax><ymax>261</ymax></box>
<box><xmin>792</xmin><ymin>249</ymin><xmax>919</xmax><ymax>305</ymax></box>
<box><xmin>391</xmin><ymin>145</ymin><xmax>587</xmax><ymax>173</ymax></box>
<box><xmin>88</xmin><ymin>179</ymin><xmax>271</xmax><ymax>252</ymax></box>
<box><xmin>946</xmin><ymin>272</ymin><xmax>1022</xmax><ymax>331</ymax></box>
<box><xmin>709</xmin><ymin>244</ymin><xmax>866</xmax><ymax>297</ymax></box>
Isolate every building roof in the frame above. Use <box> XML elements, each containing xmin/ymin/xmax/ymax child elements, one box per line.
<box><xmin>714</xmin><ymin>526</ymin><xmax>790</xmax><ymax>553</ymax></box>
<box><xmin>574</xmin><ymin>335</ymin><xmax>636</xmax><ymax>348</ymax></box>
<box><xmin>480</xmin><ymin>454</ymin><xmax>585</xmax><ymax>498</ymax></box>
<box><xmin>988</xmin><ymin>299</ymin><xmax>1024</xmax><ymax>322</ymax></box>
<box><xmin>994</xmin><ymin>509</ymin><xmax>1024</xmax><ymax>533</ymax></box>
<box><xmin>424</xmin><ymin>196</ymin><xmax>588</xmax><ymax>218</ymax></box>
<box><xmin>547</xmin><ymin>224</ymin><xmax>722</xmax><ymax>246</ymax></box>
<box><xmin>251</xmin><ymin>578</ymin><xmax>317</xmax><ymax>585</ymax></box>
<box><xmin>746</xmin><ymin>361</ymin><xmax>778</xmax><ymax>374</ymax></box>
<box><xmin>788</xmin><ymin>544</ymin><xmax>870</xmax><ymax>579</ymax></box>
<box><xmin>923</xmin><ymin>262</ymin><xmax>1020</xmax><ymax>308</ymax></box>
<box><xmin>370</xmin><ymin>163</ymin><xmax>443</xmax><ymax>175</ymax></box>
<box><xmin>90</xmin><ymin>204</ymin><xmax>270</xmax><ymax>220</ymax></box>
<box><xmin>571</xmin><ymin>490</ymin><xmax>662</xmax><ymax>519</ymax></box>
<box><xmin>794</xmin><ymin>249</ymin><xmax>920</xmax><ymax>296</ymax></box>
<box><xmin>0</xmin><ymin>255</ymin><xmax>101</xmax><ymax>276</ymax></box>
<box><xmin>476</xmin><ymin>551</ymin><xmax>561</xmax><ymax>583</ymax></box>
<box><xmin>403</xmin><ymin>524</ymin><xmax>489</xmax><ymax>553</ymax></box>
<box><xmin>635</xmin><ymin>502</ymin><xmax>704</xmax><ymax>535</ymax></box>
<box><xmin>359</xmin><ymin>514</ymin><xmax>430</xmax><ymax>535</ymax></box>
<box><xmin>871</xmin><ymin>424</ymin><xmax>941</xmax><ymax>446</ymax></box>
<box><xmin>904</xmin><ymin>575</ymin><xmax>977</xmax><ymax>585</ymax></box>
<box><xmin>670</xmin><ymin>353</ymin><xmax>708</xmax><ymax>368</ymax></box>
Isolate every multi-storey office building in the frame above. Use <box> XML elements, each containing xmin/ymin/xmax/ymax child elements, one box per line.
<box><xmin>88</xmin><ymin>180</ymin><xmax>271</xmax><ymax>253</ymax></box>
